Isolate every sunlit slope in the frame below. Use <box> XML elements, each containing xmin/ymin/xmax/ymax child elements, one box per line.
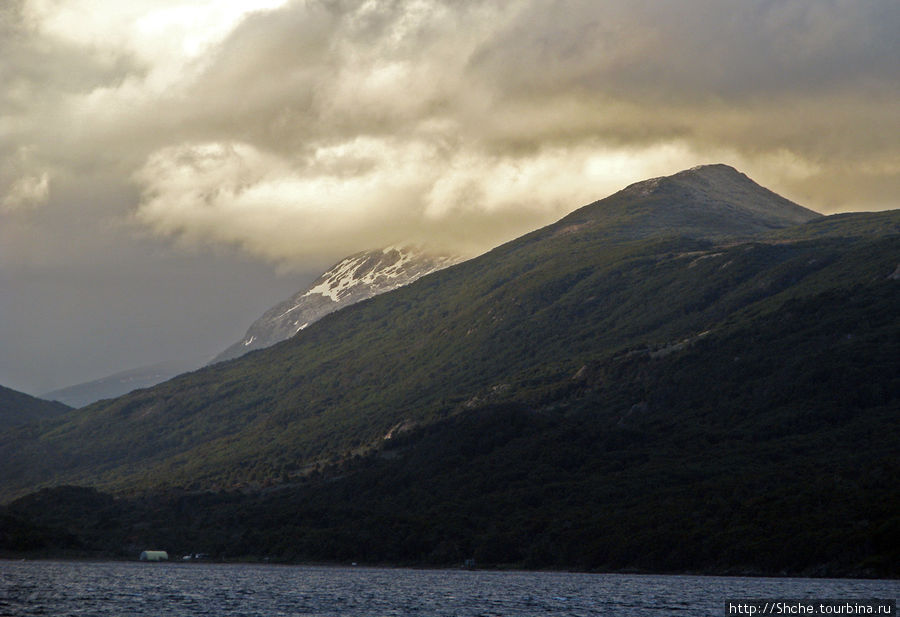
<box><xmin>0</xmin><ymin>165</ymin><xmax>896</xmax><ymax>501</ymax></box>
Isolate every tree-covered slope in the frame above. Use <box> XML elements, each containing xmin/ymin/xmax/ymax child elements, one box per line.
<box><xmin>2</xmin><ymin>275</ymin><xmax>896</xmax><ymax>575</ymax></box>
<box><xmin>0</xmin><ymin>166</ymin><xmax>895</xmax><ymax>504</ymax></box>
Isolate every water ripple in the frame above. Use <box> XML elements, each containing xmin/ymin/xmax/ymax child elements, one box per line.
<box><xmin>0</xmin><ymin>560</ymin><xmax>896</xmax><ymax>617</ymax></box>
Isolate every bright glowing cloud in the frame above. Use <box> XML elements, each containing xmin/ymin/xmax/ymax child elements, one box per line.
<box><xmin>134</xmin><ymin>137</ymin><xmax>704</xmax><ymax>262</ymax></box>
<box><xmin>1</xmin><ymin>172</ymin><xmax>50</xmax><ymax>212</ymax></box>
<box><xmin>22</xmin><ymin>0</ymin><xmax>289</xmax><ymax>93</ymax></box>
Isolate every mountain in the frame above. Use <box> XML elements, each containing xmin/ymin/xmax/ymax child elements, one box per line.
<box><xmin>0</xmin><ymin>164</ymin><xmax>881</xmax><ymax>493</ymax></box>
<box><xmin>42</xmin><ymin>362</ymin><xmax>192</xmax><ymax>408</ymax></box>
<box><xmin>43</xmin><ymin>247</ymin><xmax>461</xmax><ymax>407</ymax></box>
<box><xmin>0</xmin><ymin>164</ymin><xmax>897</xmax><ymax>575</ymax></box>
<box><xmin>0</xmin><ymin>385</ymin><xmax>70</xmax><ymax>429</ymax></box>
<box><xmin>212</xmin><ymin>246</ymin><xmax>461</xmax><ymax>363</ymax></box>
<box><xmin>535</xmin><ymin>163</ymin><xmax>821</xmax><ymax>243</ymax></box>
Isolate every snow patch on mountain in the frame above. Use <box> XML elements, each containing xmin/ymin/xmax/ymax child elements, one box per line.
<box><xmin>211</xmin><ymin>246</ymin><xmax>462</xmax><ymax>364</ymax></box>
<box><xmin>302</xmin><ymin>248</ymin><xmax>452</xmax><ymax>303</ymax></box>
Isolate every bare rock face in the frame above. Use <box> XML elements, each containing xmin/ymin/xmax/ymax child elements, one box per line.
<box><xmin>212</xmin><ymin>247</ymin><xmax>461</xmax><ymax>363</ymax></box>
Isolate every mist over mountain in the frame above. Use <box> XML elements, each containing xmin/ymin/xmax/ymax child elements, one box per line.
<box><xmin>1</xmin><ymin>164</ymin><xmax>896</xmax><ymax>576</ymax></box>
<box><xmin>213</xmin><ymin>247</ymin><xmax>460</xmax><ymax>364</ymax></box>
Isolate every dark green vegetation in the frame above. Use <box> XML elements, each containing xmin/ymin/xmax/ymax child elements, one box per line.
<box><xmin>1</xmin><ymin>165</ymin><xmax>897</xmax><ymax>576</ymax></box>
<box><xmin>0</xmin><ymin>385</ymin><xmax>70</xmax><ymax>429</ymax></box>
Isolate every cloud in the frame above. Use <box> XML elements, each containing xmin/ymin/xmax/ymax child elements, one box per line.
<box><xmin>6</xmin><ymin>0</ymin><xmax>900</xmax><ymax>265</ymax></box>
<box><xmin>1</xmin><ymin>172</ymin><xmax>49</xmax><ymax>211</ymax></box>
<box><xmin>135</xmin><ymin>136</ymin><xmax>698</xmax><ymax>261</ymax></box>
<box><xmin>134</xmin><ymin>139</ymin><xmax>433</xmax><ymax>260</ymax></box>
<box><xmin>21</xmin><ymin>0</ymin><xmax>290</xmax><ymax>91</ymax></box>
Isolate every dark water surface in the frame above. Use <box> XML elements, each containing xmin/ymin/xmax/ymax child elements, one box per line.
<box><xmin>0</xmin><ymin>560</ymin><xmax>896</xmax><ymax>616</ymax></box>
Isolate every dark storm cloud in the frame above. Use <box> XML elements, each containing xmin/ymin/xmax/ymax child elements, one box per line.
<box><xmin>465</xmin><ymin>1</ymin><xmax>900</xmax><ymax>160</ymax></box>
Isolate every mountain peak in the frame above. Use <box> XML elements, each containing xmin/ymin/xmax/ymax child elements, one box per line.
<box><xmin>624</xmin><ymin>163</ymin><xmax>762</xmax><ymax>197</ymax></box>
<box><xmin>682</xmin><ymin>162</ymin><xmax>744</xmax><ymax>177</ymax></box>
<box><xmin>559</xmin><ymin>163</ymin><xmax>821</xmax><ymax>240</ymax></box>
<box><xmin>672</xmin><ymin>163</ymin><xmax>767</xmax><ymax>192</ymax></box>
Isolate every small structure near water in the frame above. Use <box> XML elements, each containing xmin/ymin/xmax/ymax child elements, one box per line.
<box><xmin>139</xmin><ymin>550</ymin><xmax>169</xmax><ymax>562</ymax></box>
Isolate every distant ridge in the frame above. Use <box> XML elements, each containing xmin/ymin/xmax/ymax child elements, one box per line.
<box><xmin>0</xmin><ymin>384</ymin><xmax>71</xmax><ymax>428</ymax></box>
<box><xmin>42</xmin><ymin>362</ymin><xmax>193</xmax><ymax>408</ymax></box>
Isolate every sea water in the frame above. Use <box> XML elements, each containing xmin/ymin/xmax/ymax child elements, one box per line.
<box><xmin>0</xmin><ymin>560</ymin><xmax>896</xmax><ymax>616</ymax></box>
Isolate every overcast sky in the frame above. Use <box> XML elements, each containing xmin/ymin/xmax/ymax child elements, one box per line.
<box><xmin>2</xmin><ymin>0</ymin><xmax>898</xmax><ymax>394</ymax></box>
